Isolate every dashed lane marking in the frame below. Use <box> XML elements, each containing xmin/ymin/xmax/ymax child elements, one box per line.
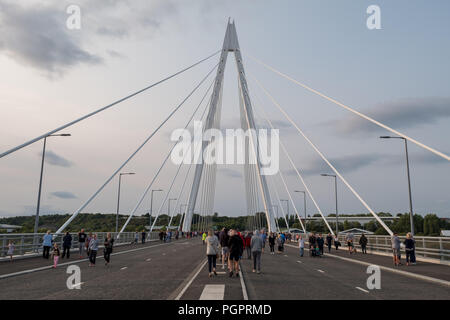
<box><xmin>317</xmin><ymin>269</ymin><xmax>325</xmax><ymax>273</ymax></box>
<box><xmin>0</xmin><ymin>240</ymin><xmax>190</xmax><ymax>280</ymax></box>
<box><xmin>120</xmin><ymin>267</ymin><xmax>128</xmax><ymax>270</ymax></box>
<box><xmin>146</xmin><ymin>258</ymin><xmax>152</xmax><ymax>261</ymax></box>
<box><xmin>199</xmin><ymin>284</ymin><xmax>225</xmax><ymax>300</ymax></box>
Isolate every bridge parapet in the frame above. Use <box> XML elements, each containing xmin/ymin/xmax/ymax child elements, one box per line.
<box><xmin>0</xmin><ymin>231</ymin><xmax>159</xmax><ymax>259</ymax></box>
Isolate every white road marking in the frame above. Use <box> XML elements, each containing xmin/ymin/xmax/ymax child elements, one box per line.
<box><xmin>199</xmin><ymin>284</ymin><xmax>225</xmax><ymax>300</ymax></box>
<box><xmin>285</xmin><ymin>243</ymin><xmax>450</xmax><ymax>288</ymax></box>
<box><xmin>216</xmin><ymin>271</ymin><xmax>226</xmax><ymax>275</ymax></box>
<box><xmin>317</xmin><ymin>269</ymin><xmax>325</xmax><ymax>273</ymax></box>
<box><xmin>146</xmin><ymin>258</ymin><xmax>152</xmax><ymax>261</ymax></box>
<box><xmin>356</xmin><ymin>287</ymin><xmax>369</xmax><ymax>293</ymax></box>
<box><xmin>174</xmin><ymin>259</ymin><xmax>207</xmax><ymax>300</ymax></box>
<box><xmin>120</xmin><ymin>267</ymin><xmax>128</xmax><ymax>270</ymax></box>
<box><xmin>239</xmin><ymin>268</ymin><xmax>249</xmax><ymax>300</ymax></box>
<box><xmin>284</xmin><ymin>255</ymin><xmax>288</xmax><ymax>257</ymax></box>
<box><xmin>296</xmin><ymin>260</ymin><xmax>302</xmax><ymax>264</ymax></box>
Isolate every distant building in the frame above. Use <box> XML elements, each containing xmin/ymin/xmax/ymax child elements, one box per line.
<box><xmin>441</xmin><ymin>230</ymin><xmax>450</xmax><ymax>237</ymax></box>
<box><xmin>338</xmin><ymin>228</ymin><xmax>374</xmax><ymax>235</ymax></box>
<box><xmin>0</xmin><ymin>224</ymin><xmax>22</xmax><ymax>233</ymax></box>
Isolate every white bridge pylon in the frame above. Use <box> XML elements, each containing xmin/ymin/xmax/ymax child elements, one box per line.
<box><xmin>182</xmin><ymin>20</ymin><xmax>277</xmax><ymax>232</ymax></box>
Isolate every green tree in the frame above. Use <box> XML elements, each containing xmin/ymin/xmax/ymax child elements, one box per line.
<box><xmin>423</xmin><ymin>214</ymin><xmax>440</xmax><ymax>236</ymax></box>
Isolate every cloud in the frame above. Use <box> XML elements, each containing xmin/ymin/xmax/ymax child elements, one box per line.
<box><xmin>328</xmin><ymin>97</ymin><xmax>450</xmax><ymax>136</ymax></box>
<box><xmin>0</xmin><ymin>2</ymin><xmax>102</xmax><ymax>76</ymax></box>
<box><xmin>285</xmin><ymin>151</ymin><xmax>448</xmax><ymax>177</ymax></box>
<box><xmin>296</xmin><ymin>154</ymin><xmax>380</xmax><ymax>176</ymax></box>
<box><xmin>40</xmin><ymin>150</ymin><xmax>73</xmax><ymax>167</ymax></box>
<box><xmin>50</xmin><ymin>191</ymin><xmax>77</xmax><ymax>199</ymax></box>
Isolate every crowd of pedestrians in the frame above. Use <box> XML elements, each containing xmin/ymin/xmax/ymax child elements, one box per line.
<box><xmin>2</xmin><ymin>226</ymin><xmax>418</xmax><ymax>272</ymax></box>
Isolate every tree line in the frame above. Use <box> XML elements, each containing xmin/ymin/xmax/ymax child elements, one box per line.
<box><xmin>0</xmin><ymin>212</ymin><xmax>449</xmax><ymax>236</ymax></box>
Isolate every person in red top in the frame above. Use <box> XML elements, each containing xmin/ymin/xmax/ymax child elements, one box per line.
<box><xmin>244</xmin><ymin>232</ymin><xmax>252</xmax><ymax>259</ymax></box>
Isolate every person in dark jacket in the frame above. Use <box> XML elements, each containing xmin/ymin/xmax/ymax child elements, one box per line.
<box><xmin>359</xmin><ymin>234</ymin><xmax>368</xmax><ymax>254</ymax></box>
<box><xmin>227</xmin><ymin>229</ymin><xmax>243</xmax><ymax>278</ymax></box>
<box><xmin>309</xmin><ymin>233</ymin><xmax>317</xmax><ymax>250</ymax></box>
<box><xmin>326</xmin><ymin>233</ymin><xmax>333</xmax><ymax>253</ymax></box>
<box><xmin>268</xmin><ymin>232</ymin><xmax>276</xmax><ymax>254</ymax></box>
<box><xmin>404</xmin><ymin>232</ymin><xmax>416</xmax><ymax>266</ymax></box>
<box><xmin>62</xmin><ymin>232</ymin><xmax>72</xmax><ymax>259</ymax></box>
<box><xmin>141</xmin><ymin>230</ymin><xmax>146</xmax><ymax>244</ymax></box>
<box><xmin>104</xmin><ymin>232</ymin><xmax>114</xmax><ymax>266</ymax></box>
<box><xmin>317</xmin><ymin>234</ymin><xmax>324</xmax><ymax>255</ymax></box>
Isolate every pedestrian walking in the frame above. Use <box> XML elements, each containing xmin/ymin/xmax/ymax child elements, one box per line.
<box><xmin>42</xmin><ymin>230</ymin><xmax>52</xmax><ymax>259</ymax></box>
<box><xmin>104</xmin><ymin>232</ymin><xmax>114</xmax><ymax>266</ymax></box>
<box><xmin>202</xmin><ymin>231</ymin><xmax>207</xmax><ymax>245</ymax></box>
<box><xmin>317</xmin><ymin>234</ymin><xmax>324</xmax><ymax>255</ymax></box>
<box><xmin>404</xmin><ymin>232</ymin><xmax>416</xmax><ymax>266</ymax></box>
<box><xmin>251</xmin><ymin>230</ymin><xmax>263</xmax><ymax>274</ymax></box>
<box><xmin>334</xmin><ymin>235</ymin><xmax>341</xmax><ymax>250</ymax></box>
<box><xmin>260</xmin><ymin>230</ymin><xmax>267</xmax><ymax>254</ymax></box>
<box><xmin>276</xmin><ymin>234</ymin><xmax>283</xmax><ymax>253</ymax></box>
<box><xmin>219</xmin><ymin>228</ymin><xmax>230</xmax><ymax>270</ymax></box>
<box><xmin>88</xmin><ymin>234</ymin><xmax>99</xmax><ymax>267</ymax></box>
<box><xmin>205</xmin><ymin>230</ymin><xmax>219</xmax><ymax>277</ymax></box>
<box><xmin>391</xmin><ymin>232</ymin><xmax>401</xmax><ymax>266</ymax></box>
<box><xmin>309</xmin><ymin>233</ymin><xmax>320</xmax><ymax>257</ymax></box>
<box><xmin>326</xmin><ymin>233</ymin><xmax>333</xmax><ymax>253</ymax></box>
<box><xmin>134</xmin><ymin>231</ymin><xmax>139</xmax><ymax>245</ymax></box>
<box><xmin>62</xmin><ymin>231</ymin><xmax>72</xmax><ymax>259</ymax></box>
<box><xmin>359</xmin><ymin>233</ymin><xmax>368</xmax><ymax>254</ymax></box>
<box><xmin>244</xmin><ymin>232</ymin><xmax>252</xmax><ymax>259</ymax></box>
<box><xmin>141</xmin><ymin>230</ymin><xmax>146</xmax><ymax>244</ymax></box>
<box><xmin>268</xmin><ymin>232</ymin><xmax>276</xmax><ymax>254</ymax></box>
<box><xmin>299</xmin><ymin>236</ymin><xmax>305</xmax><ymax>257</ymax></box>
<box><xmin>227</xmin><ymin>229</ymin><xmax>244</xmax><ymax>277</ymax></box>
<box><xmin>51</xmin><ymin>243</ymin><xmax>60</xmax><ymax>268</ymax></box>
<box><xmin>7</xmin><ymin>240</ymin><xmax>14</xmax><ymax>262</ymax></box>
<box><xmin>86</xmin><ymin>232</ymin><xmax>93</xmax><ymax>257</ymax></box>
<box><xmin>78</xmin><ymin>229</ymin><xmax>87</xmax><ymax>258</ymax></box>
<box><xmin>346</xmin><ymin>232</ymin><xmax>355</xmax><ymax>254</ymax></box>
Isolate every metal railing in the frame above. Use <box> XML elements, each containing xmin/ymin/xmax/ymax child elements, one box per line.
<box><xmin>0</xmin><ymin>232</ymin><xmax>159</xmax><ymax>258</ymax></box>
<box><xmin>333</xmin><ymin>234</ymin><xmax>450</xmax><ymax>264</ymax></box>
<box><xmin>288</xmin><ymin>233</ymin><xmax>450</xmax><ymax>264</ymax></box>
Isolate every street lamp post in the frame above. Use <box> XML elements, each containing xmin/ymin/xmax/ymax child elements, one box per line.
<box><xmin>149</xmin><ymin>189</ymin><xmax>163</xmax><ymax>233</ymax></box>
<box><xmin>115</xmin><ymin>172</ymin><xmax>135</xmax><ymax>233</ymax></box>
<box><xmin>380</xmin><ymin>136</ymin><xmax>415</xmax><ymax>236</ymax></box>
<box><xmin>33</xmin><ymin>133</ymin><xmax>71</xmax><ymax>251</ymax></box>
<box><xmin>294</xmin><ymin>190</ymin><xmax>307</xmax><ymax>230</ymax></box>
<box><xmin>321</xmin><ymin>174</ymin><xmax>338</xmax><ymax>236</ymax></box>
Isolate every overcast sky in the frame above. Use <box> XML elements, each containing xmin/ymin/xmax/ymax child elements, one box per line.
<box><xmin>1</xmin><ymin>0</ymin><xmax>449</xmax><ymax>221</ymax></box>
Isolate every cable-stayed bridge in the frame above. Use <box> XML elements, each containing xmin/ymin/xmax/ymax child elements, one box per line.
<box><xmin>1</xmin><ymin>21</ymin><xmax>449</xmax><ymax>300</ymax></box>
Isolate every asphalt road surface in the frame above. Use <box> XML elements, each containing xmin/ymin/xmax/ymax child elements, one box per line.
<box><xmin>0</xmin><ymin>238</ymin><xmax>449</xmax><ymax>300</ymax></box>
